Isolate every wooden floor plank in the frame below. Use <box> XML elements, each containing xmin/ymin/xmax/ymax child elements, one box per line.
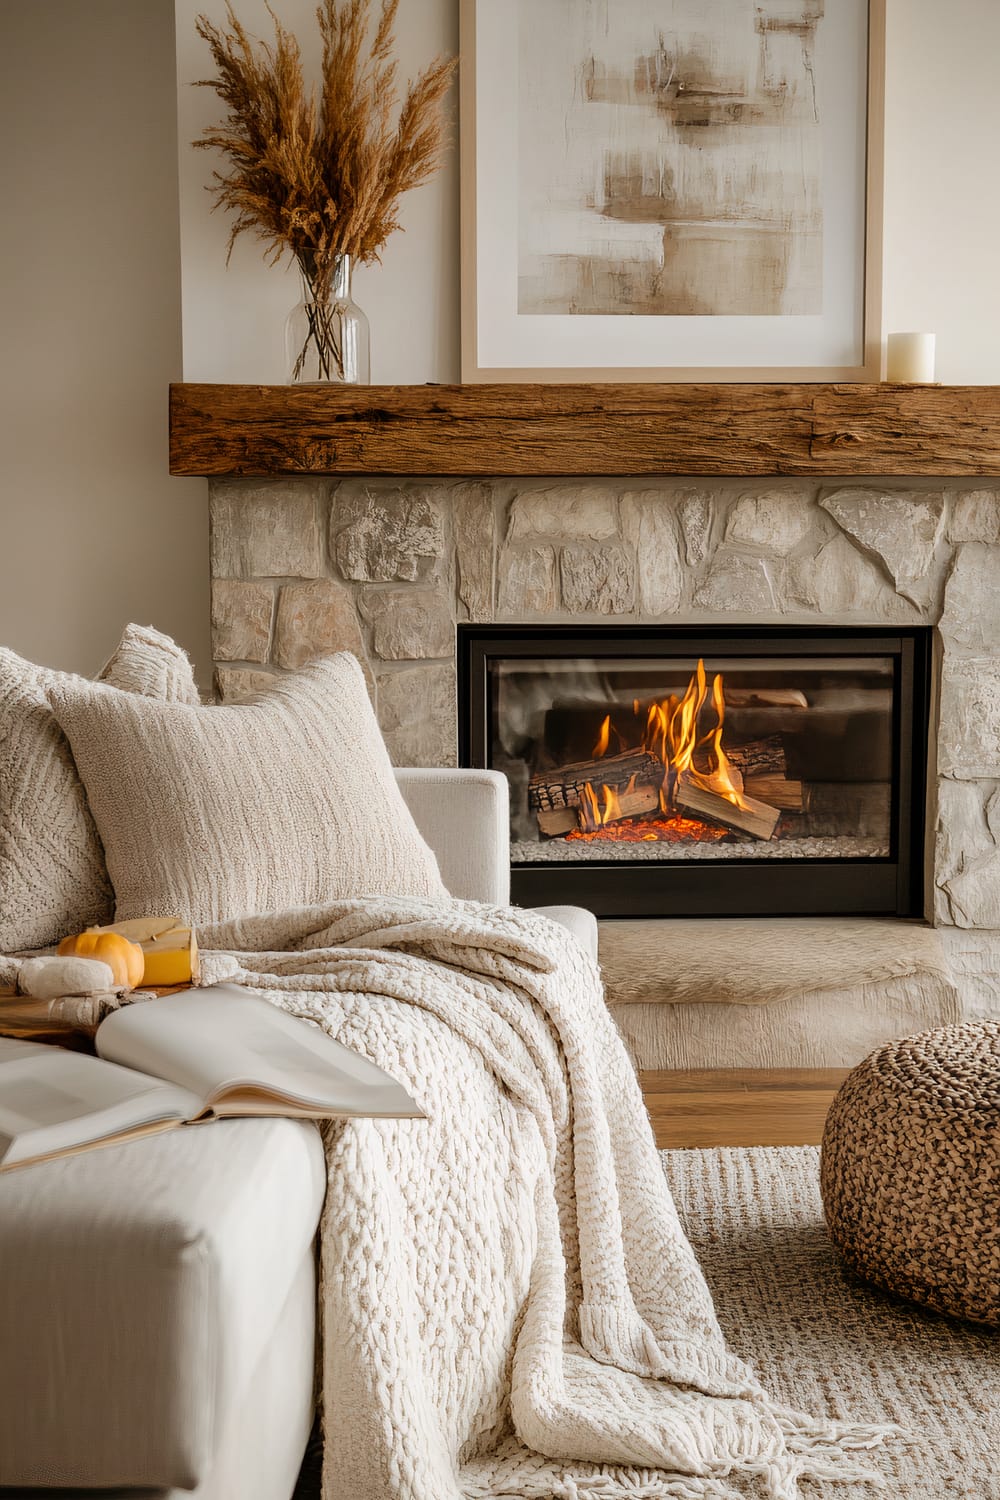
<box><xmin>641</xmin><ymin>1067</ymin><xmax>851</xmax><ymax>1149</ymax></box>
<box><xmin>641</xmin><ymin>1068</ymin><xmax>849</xmax><ymax>1093</ymax></box>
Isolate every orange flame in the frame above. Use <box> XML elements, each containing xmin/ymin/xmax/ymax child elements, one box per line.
<box><xmin>593</xmin><ymin>714</ymin><xmax>611</xmax><ymax>758</ymax></box>
<box><xmin>640</xmin><ymin>659</ymin><xmax>749</xmax><ymax>812</ymax></box>
<box><xmin>644</xmin><ymin>663</ymin><xmax>746</xmax><ymax>810</ymax></box>
<box><xmin>578</xmin><ymin>781</ymin><xmax>622</xmax><ymax>831</ymax></box>
<box><xmin>706</xmin><ymin>670</ymin><xmax>749</xmax><ymax>809</ymax></box>
<box><xmin>575</xmin><ymin>659</ymin><xmax>749</xmax><ymax>836</ymax></box>
<box><xmin>593</xmin><ymin>713</ymin><xmax>627</xmax><ymax>758</ymax></box>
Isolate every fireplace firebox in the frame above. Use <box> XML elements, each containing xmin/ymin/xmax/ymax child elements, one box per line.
<box><xmin>458</xmin><ymin>626</ymin><xmax>931</xmax><ymax>919</ymax></box>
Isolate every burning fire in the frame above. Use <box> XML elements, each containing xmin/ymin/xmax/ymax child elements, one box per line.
<box><xmin>643</xmin><ymin>658</ymin><xmax>750</xmax><ymax>812</ymax></box>
<box><xmin>574</xmin><ymin>659</ymin><xmax>749</xmax><ymax>836</ymax></box>
<box><xmin>579</xmin><ymin>775</ymin><xmax>630</xmax><ymax>828</ymax></box>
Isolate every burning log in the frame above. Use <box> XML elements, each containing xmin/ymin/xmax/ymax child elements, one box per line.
<box><xmin>529</xmin><ymin>666</ymin><xmax>790</xmax><ymax>841</ymax></box>
<box><xmin>674</xmin><ymin>772</ymin><xmax>781</xmax><ymax>841</ymax></box>
<box><xmin>728</xmin><ymin>736</ymin><xmax>803</xmax><ymax>811</ymax></box>
<box><xmin>529</xmin><ymin>749</ymin><xmax>662</xmax><ymax>812</ymax></box>
<box><xmin>743</xmin><ymin>774</ymin><xmax>807</xmax><ymax>812</ymax></box>
<box><xmin>726</xmin><ymin>735</ymin><xmax>787</xmax><ymax>779</ymax></box>
<box><xmin>537</xmin><ymin>781</ymin><xmax>663</xmax><ymax>837</ymax></box>
<box><xmin>725</xmin><ymin>687</ymin><xmax>808</xmax><ymax>709</ymax></box>
<box><xmin>577</xmin><ymin>778</ymin><xmax>661</xmax><ymax>832</ymax></box>
<box><xmin>536</xmin><ymin>807</ymin><xmax>581</xmax><ymax>837</ymax></box>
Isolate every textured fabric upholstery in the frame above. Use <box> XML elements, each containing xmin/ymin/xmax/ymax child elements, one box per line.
<box><xmin>0</xmin><ymin>625</ymin><xmax>199</xmax><ymax>951</ymax></box>
<box><xmin>531</xmin><ymin>903</ymin><xmax>599</xmax><ymax>962</ymax></box>
<box><xmin>0</xmin><ymin>1117</ymin><xmax>326</xmax><ymax>1489</ymax></box>
<box><xmin>48</xmin><ymin>653</ymin><xmax>446</xmax><ymax>925</ymax></box>
<box><xmin>395</xmin><ymin>767</ymin><xmax>510</xmax><ymax>905</ymax></box>
<box><xmin>27</xmin><ymin>1256</ymin><xmax>319</xmax><ymax>1500</ymax></box>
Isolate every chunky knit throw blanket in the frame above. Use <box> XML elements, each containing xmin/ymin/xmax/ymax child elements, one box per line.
<box><xmin>192</xmin><ymin>897</ymin><xmax>889</xmax><ymax>1500</ymax></box>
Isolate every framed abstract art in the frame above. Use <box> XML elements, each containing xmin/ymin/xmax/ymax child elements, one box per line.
<box><xmin>460</xmin><ymin>0</ymin><xmax>884</xmax><ymax>381</ymax></box>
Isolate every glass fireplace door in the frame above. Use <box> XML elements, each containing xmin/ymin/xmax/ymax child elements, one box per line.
<box><xmin>459</xmin><ymin>626</ymin><xmax>930</xmax><ymax>919</ymax></box>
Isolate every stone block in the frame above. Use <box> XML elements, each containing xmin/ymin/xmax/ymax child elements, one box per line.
<box><xmin>939</xmin><ymin>928</ymin><xmax>1000</xmax><ymax>1019</ymax></box>
<box><xmin>938</xmin><ymin>658</ymin><xmax>1000</xmax><ymax>779</ymax></box>
<box><xmin>272</xmin><ymin>578</ymin><xmax>371</xmax><ymax>687</ymax></box>
<box><xmin>498</xmin><ymin>546</ymin><xmax>557</xmax><ymax>614</ymax></box>
<box><xmin>506</xmin><ymin>486</ymin><xmax>618</xmax><ymax>543</ymax></box>
<box><xmin>453</xmin><ymin>483</ymin><xmax>496</xmax><ymax>621</ymax></box>
<box><xmin>621</xmin><ymin>492</ymin><xmax>683</xmax><ymax>614</ymax></box>
<box><xmin>934</xmin><ymin>778</ymin><xmax>988</xmax><ymax>892</ymax></box>
<box><xmin>819</xmin><ymin>487</ymin><xmax>946</xmax><ymax>604</ymax></box>
<box><xmin>725</xmin><ymin>489</ymin><xmax>816</xmax><ymax>556</ymax></box>
<box><xmin>210</xmin><ymin>481</ymin><xmax>325</xmax><ymax>579</ymax></box>
<box><xmin>377</xmin><ymin>665</ymin><xmax>457</xmax><ymax>768</ymax></box>
<box><xmin>678</xmin><ymin>491</ymin><xmax>714</xmax><ymax>565</ymax></box>
<box><xmin>560</xmin><ymin>544</ymin><xmax>635</xmax><ymax>614</ymax></box>
<box><xmin>948</xmin><ymin>489</ymin><xmax>1000</xmax><ymax>543</ymax></box>
<box><xmin>786</xmin><ymin>535</ymin><xmax>915</xmax><ymax>618</ymax></box>
<box><xmin>211</xmin><ymin>580</ymin><xmax>275</xmax><ymax>662</ymax></box>
<box><xmin>693</xmin><ymin>551</ymin><xmax>779</xmax><ymax>613</ymax></box>
<box><xmin>332</xmin><ymin>484</ymin><xmax>445</xmax><ymax>582</ymax></box>
<box><xmin>214</xmin><ymin>667</ymin><xmax>282</xmax><ymax>703</ymax></box>
<box><xmin>936</xmin><ymin>782</ymin><xmax>1000</xmax><ymax>928</ymax></box>
<box><xmin>360</xmin><ymin>588</ymin><xmax>454</xmax><ymax>660</ymax></box>
<box><xmin>939</xmin><ymin>543</ymin><xmax>1000</xmax><ymax>655</ymax></box>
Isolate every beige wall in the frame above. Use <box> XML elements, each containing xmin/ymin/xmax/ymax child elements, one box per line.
<box><xmin>881</xmin><ymin>0</ymin><xmax>1000</xmax><ymax>381</ymax></box>
<box><xmin>0</xmin><ymin>0</ymin><xmax>210</xmax><ymax>684</ymax></box>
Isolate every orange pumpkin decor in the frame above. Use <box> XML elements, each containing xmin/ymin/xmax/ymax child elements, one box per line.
<box><xmin>57</xmin><ymin>929</ymin><xmax>145</xmax><ymax>990</ymax></box>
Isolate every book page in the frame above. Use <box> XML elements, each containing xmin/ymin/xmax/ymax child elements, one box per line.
<box><xmin>95</xmin><ymin>986</ymin><xmax>423</xmax><ymax>1120</ymax></box>
<box><xmin>0</xmin><ymin>1038</ymin><xmax>201</xmax><ymax>1169</ymax></box>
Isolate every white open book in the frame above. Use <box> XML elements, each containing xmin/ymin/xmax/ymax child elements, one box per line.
<box><xmin>0</xmin><ymin>985</ymin><xmax>422</xmax><ymax>1172</ymax></box>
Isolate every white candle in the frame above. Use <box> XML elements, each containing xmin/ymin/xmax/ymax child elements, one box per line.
<box><xmin>886</xmin><ymin>332</ymin><xmax>936</xmax><ymax>383</ymax></box>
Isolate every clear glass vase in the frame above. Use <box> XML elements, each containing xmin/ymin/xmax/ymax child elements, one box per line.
<box><xmin>285</xmin><ymin>254</ymin><xmax>370</xmax><ymax>385</ymax></box>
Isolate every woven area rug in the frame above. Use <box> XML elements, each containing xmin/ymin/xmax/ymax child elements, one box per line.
<box><xmin>296</xmin><ymin>1146</ymin><xmax>999</xmax><ymax>1498</ymax></box>
<box><xmin>665</xmin><ymin>1146</ymin><xmax>1000</xmax><ymax>1499</ymax></box>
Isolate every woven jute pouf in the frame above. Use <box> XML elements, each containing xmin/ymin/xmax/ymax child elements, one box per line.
<box><xmin>821</xmin><ymin>1020</ymin><xmax>1000</xmax><ymax>1326</ymax></box>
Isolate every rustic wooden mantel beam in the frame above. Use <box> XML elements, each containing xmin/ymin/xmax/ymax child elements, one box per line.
<box><xmin>169</xmin><ymin>382</ymin><xmax>1000</xmax><ymax>478</ymax></box>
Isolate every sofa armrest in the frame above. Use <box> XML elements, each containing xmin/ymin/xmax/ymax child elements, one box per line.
<box><xmin>395</xmin><ymin>768</ymin><xmax>510</xmax><ymax>905</ymax></box>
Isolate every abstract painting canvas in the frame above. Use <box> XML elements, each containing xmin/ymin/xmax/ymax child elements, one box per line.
<box><xmin>461</xmin><ymin>0</ymin><xmax>881</xmax><ymax>380</ymax></box>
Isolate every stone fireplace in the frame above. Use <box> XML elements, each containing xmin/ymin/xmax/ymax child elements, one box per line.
<box><xmin>208</xmin><ymin>474</ymin><xmax>999</xmax><ymax>949</ymax></box>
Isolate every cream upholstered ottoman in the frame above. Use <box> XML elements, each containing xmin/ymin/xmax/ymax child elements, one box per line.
<box><xmin>820</xmin><ymin>1020</ymin><xmax>1000</xmax><ymax>1326</ymax></box>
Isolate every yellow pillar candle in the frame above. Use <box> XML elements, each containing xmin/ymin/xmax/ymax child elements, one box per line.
<box><xmin>886</xmin><ymin>332</ymin><xmax>936</xmax><ymax>383</ymax></box>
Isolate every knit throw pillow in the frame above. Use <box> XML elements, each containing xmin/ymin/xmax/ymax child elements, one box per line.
<box><xmin>0</xmin><ymin>625</ymin><xmax>200</xmax><ymax>952</ymax></box>
<box><xmin>47</xmin><ymin>653</ymin><xmax>446</xmax><ymax>927</ymax></box>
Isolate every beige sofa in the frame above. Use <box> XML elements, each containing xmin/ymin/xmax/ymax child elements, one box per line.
<box><xmin>0</xmin><ymin>769</ymin><xmax>595</xmax><ymax>1498</ymax></box>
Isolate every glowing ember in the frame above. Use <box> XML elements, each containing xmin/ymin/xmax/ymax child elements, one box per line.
<box><xmin>567</xmin><ymin>814</ymin><xmax>731</xmax><ymax>844</ymax></box>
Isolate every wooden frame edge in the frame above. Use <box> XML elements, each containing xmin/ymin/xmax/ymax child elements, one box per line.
<box><xmin>460</xmin><ymin>0</ymin><xmax>886</xmax><ymax>385</ymax></box>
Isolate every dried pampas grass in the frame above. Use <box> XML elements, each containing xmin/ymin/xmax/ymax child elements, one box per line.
<box><xmin>194</xmin><ymin>0</ymin><xmax>457</xmax><ymax>299</ymax></box>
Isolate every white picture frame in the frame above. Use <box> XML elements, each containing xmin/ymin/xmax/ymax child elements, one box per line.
<box><xmin>460</xmin><ymin>0</ymin><xmax>884</xmax><ymax>383</ymax></box>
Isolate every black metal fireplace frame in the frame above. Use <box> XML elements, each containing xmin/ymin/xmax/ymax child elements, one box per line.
<box><xmin>458</xmin><ymin>623</ymin><xmax>932</xmax><ymax>919</ymax></box>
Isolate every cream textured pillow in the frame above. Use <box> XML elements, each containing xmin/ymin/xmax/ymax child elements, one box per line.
<box><xmin>0</xmin><ymin>625</ymin><xmax>200</xmax><ymax>952</ymax></box>
<box><xmin>48</xmin><ymin>653</ymin><xmax>446</xmax><ymax>926</ymax></box>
